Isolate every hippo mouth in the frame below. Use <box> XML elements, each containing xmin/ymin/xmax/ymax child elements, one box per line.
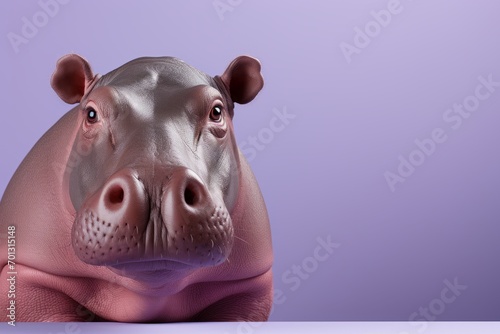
<box><xmin>111</xmin><ymin>259</ymin><xmax>192</xmax><ymax>272</ymax></box>
<box><xmin>71</xmin><ymin>168</ymin><xmax>234</xmax><ymax>277</ymax></box>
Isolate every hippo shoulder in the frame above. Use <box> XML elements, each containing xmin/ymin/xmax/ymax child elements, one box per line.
<box><xmin>0</xmin><ymin>108</ymin><xmax>79</xmax><ymax>268</ymax></box>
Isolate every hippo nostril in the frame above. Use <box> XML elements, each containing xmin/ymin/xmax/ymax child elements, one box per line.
<box><xmin>107</xmin><ymin>185</ymin><xmax>124</xmax><ymax>205</ymax></box>
<box><xmin>184</xmin><ymin>185</ymin><xmax>197</xmax><ymax>206</ymax></box>
<box><xmin>162</xmin><ymin>168</ymin><xmax>209</xmax><ymax>223</ymax></box>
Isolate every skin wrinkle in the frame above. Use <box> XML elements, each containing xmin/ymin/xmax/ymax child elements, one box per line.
<box><xmin>108</xmin><ymin>125</ymin><xmax>116</xmax><ymax>150</ymax></box>
<box><xmin>173</xmin><ymin>119</ymin><xmax>200</xmax><ymax>161</ymax></box>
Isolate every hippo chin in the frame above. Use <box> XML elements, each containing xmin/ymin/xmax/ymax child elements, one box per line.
<box><xmin>0</xmin><ymin>54</ymin><xmax>273</xmax><ymax>321</ymax></box>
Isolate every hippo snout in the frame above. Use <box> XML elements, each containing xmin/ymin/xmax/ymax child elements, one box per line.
<box><xmin>72</xmin><ymin>167</ymin><xmax>234</xmax><ymax>273</ymax></box>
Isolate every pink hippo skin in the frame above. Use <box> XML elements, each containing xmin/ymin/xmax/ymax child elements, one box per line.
<box><xmin>0</xmin><ymin>54</ymin><xmax>273</xmax><ymax>321</ymax></box>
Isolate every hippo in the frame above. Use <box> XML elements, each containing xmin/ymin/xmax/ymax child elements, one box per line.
<box><xmin>0</xmin><ymin>54</ymin><xmax>273</xmax><ymax>322</ymax></box>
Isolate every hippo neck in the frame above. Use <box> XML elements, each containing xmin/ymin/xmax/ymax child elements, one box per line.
<box><xmin>224</xmin><ymin>150</ymin><xmax>273</xmax><ymax>278</ymax></box>
<box><xmin>1</xmin><ymin>107</ymin><xmax>80</xmax><ymax>218</ymax></box>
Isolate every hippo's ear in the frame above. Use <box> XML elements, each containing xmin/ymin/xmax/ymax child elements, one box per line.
<box><xmin>51</xmin><ymin>54</ymin><xmax>97</xmax><ymax>104</ymax></box>
<box><xmin>219</xmin><ymin>56</ymin><xmax>264</xmax><ymax>105</ymax></box>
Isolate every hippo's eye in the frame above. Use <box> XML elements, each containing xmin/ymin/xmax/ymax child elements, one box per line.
<box><xmin>86</xmin><ymin>108</ymin><xmax>98</xmax><ymax>124</ymax></box>
<box><xmin>210</xmin><ymin>105</ymin><xmax>223</xmax><ymax>122</ymax></box>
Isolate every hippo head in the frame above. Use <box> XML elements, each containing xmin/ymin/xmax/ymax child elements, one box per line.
<box><xmin>51</xmin><ymin>54</ymin><xmax>263</xmax><ymax>281</ymax></box>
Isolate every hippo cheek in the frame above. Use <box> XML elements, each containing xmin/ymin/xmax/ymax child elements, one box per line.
<box><xmin>71</xmin><ymin>167</ymin><xmax>234</xmax><ymax>275</ymax></box>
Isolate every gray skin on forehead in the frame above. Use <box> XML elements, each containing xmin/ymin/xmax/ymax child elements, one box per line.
<box><xmin>96</xmin><ymin>57</ymin><xmax>218</xmax><ymax>91</ymax></box>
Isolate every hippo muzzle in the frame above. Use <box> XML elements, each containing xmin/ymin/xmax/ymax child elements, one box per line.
<box><xmin>72</xmin><ymin>167</ymin><xmax>234</xmax><ymax>273</ymax></box>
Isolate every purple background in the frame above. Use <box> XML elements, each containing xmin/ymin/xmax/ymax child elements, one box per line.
<box><xmin>1</xmin><ymin>0</ymin><xmax>500</xmax><ymax>321</ymax></box>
